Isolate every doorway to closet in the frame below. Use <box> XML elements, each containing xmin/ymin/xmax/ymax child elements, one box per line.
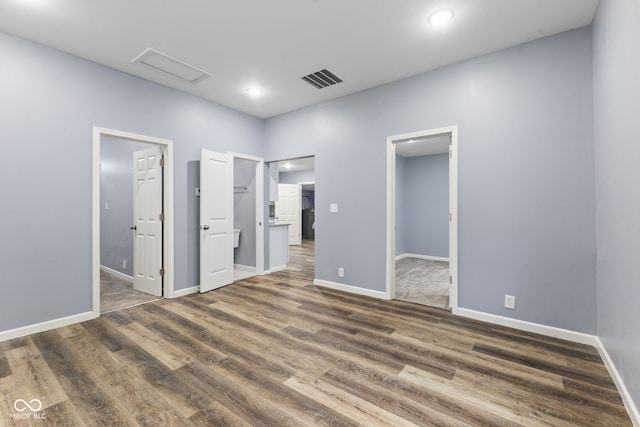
<box><xmin>386</xmin><ymin>126</ymin><xmax>458</xmax><ymax>310</ymax></box>
<box><xmin>92</xmin><ymin>127</ymin><xmax>175</xmax><ymax>316</ymax></box>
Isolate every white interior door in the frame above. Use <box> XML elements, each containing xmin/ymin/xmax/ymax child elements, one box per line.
<box><xmin>200</xmin><ymin>149</ymin><xmax>234</xmax><ymax>293</ymax></box>
<box><xmin>132</xmin><ymin>146</ymin><xmax>163</xmax><ymax>297</ymax></box>
<box><xmin>276</xmin><ymin>183</ymin><xmax>301</xmax><ymax>245</ymax></box>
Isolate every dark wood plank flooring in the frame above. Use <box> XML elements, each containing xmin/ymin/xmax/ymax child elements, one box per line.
<box><xmin>0</xmin><ymin>239</ymin><xmax>632</xmax><ymax>426</ymax></box>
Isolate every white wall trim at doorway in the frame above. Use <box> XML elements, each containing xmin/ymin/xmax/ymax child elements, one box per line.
<box><xmin>385</xmin><ymin>125</ymin><xmax>459</xmax><ymax>308</ymax></box>
<box><xmin>92</xmin><ymin>126</ymin><xmax>176</xmax><ymax>319</ymax></box>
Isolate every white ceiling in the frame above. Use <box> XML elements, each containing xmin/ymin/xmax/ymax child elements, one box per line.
<box><xmin>0</xmin><ymin>0</ymin><xmax>599</xmax><ymax>119</ymax></box>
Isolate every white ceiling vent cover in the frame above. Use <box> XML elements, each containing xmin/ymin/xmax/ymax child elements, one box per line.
<box><xmin>132</xmin><ymin>48</ymin><xmax>212</xmax><ymax>85</ymax></box>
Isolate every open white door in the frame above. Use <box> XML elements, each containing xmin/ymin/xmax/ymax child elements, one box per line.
<box><xmin>200</xmin><ymin>149</ymin><xmax>234</xmax><ymax>293</ymax></box>
<box><xmin>275</xmin><ymin>183</ymin><xmax>302</xmax><ymax>245</ymax></box>
<box><xmin>132</xmin><ymin>146</ymin><xmax>163</xmax><ymax>297</ymax></box>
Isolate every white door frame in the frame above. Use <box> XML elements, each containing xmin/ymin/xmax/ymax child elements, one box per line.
<box><xmin>385</xmin><ymin>125</ymin><xmax>458</xmax><ymax>311</ymax></box>
<box><xmin>92</xmin><ymin>127</ymin><xmax>175</xmax><ymax>317</ymax></box>
<box><xmin>229</xmin><ymin>152</ymin><xmax>265</xmax><ymax>275</ymax></box>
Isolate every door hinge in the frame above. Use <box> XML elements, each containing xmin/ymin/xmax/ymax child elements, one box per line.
<box><xmin>160</xmin><ymin>157</ymin><xmax>165</xmax><ymax>168</ymax></box>
<box><xmin>449</xmin><ymin>276</ymin><xmax>452</xmax><ymax>284</ymax></box>
<box><xmin>159</xmin><ymin>268</ymin><xmax>165</xmax><ymax>277</ymax></box>
<box><xmin>449</xmin><ymin>149</ymin><xmax>452</xmax><ymax>159</ymax></box>
<box><xmin>159</xmin><ymin>212</ymin><xmax>165</xmax><ymax>222</ymax></box>
<box><xmin>449</xmin><ymin>212</ymin><xmax>452</xmax><ymax>221</ymax></box>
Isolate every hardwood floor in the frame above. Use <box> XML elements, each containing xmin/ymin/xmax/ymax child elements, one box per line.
<box><xmin>0</xmin><ymin>239</ymin><xmax>632</xmax><ymax>426</ymax></box>
<box><xmin>100</xmin><ymin>269</ymin><xmax>161</xmax><ymax>314</ymax></box>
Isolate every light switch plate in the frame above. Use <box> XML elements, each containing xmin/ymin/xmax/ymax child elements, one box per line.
<box><xmin>504</xmin><ymin>294</ymin><xmax>516</xmax><ymax>309</ymax></box>
<box><xmin>330</xmin><ymin>203</ymin><xmax>338</xmax><ymax>213</ymax></box>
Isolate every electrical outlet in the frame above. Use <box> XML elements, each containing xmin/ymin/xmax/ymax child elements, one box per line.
<box><xmin>330</xmin><ymin>203</ymin><xmax>338</xmax><ymax>213</ymax></box>
<box><xmin>338</xmin><ymin>267</ymin><xmax>344</xmax><ymax>277</ymax></box>
<box><xmin>504</xmin><ymin>294</ymin><xmax>516</xmax><ymax>309</ymax></box>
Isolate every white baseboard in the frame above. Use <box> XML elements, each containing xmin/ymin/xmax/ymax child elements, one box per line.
<box><xmin>100</xmin><ymin>265</ymin><xmax>133</xmax><ymax>283</ymax></box>
<box><xmin>171</xmin><ymin>285</ymin><xmax>199</xmax><ymax>298</ymax></box>
<box><xmin>269</xmin><ymin>265</ymin><xmax>287</xmax><ymax>273</ymax></box>
<box><xmin>0</xmin><ymin>311</ymin><xmax>96</xmax><ymax>343</ymax></box>
<box><xmin>395</xmin><ymin>253</ymin><xmax>449</xmax><ymax>262</ymax></box>
<box><xmin>453</xmin><ymin>307</ymin><xmax>598</xmax><ymax>346</ymax></box>
<box><xmin>313</xmin><ymin>279</ymin><xmax>390</xmax><ymax>300</ymax></box>
<box><xmin>234</xmin><ymin>264</ymin><xmax>256</xmax><ymax>272</ymax></box>
<box><xmin>595</xmin><ymin>338</ymin><xmax>640</xmax><ymax>426</ymax></box>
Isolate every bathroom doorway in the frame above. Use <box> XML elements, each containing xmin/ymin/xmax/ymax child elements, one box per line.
<box><xmin>386</xmin><ymin>126</ymin><xmax>458</xmax><ymax>310</ymax></box>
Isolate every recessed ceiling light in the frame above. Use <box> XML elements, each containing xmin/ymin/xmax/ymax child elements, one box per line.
<box><xmin>246</xmin><ymin>87</ymin><xmax>263</xmax><ymax>96</ymax></box>
<box><xmin>429</xmin><ymin>9</ymin><xmax>454</xmax><ymax>26</ymax></box>
<box><xmin>284</xmin><ymin>163</ymin><xmax>293</xmax><ymax>169</ymax></box>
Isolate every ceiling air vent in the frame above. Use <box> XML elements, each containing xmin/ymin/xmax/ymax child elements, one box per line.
<box><xmin>132</xmin><ymin>48</ymin><xmax>212</xmax><ymax>85</ymax></box>
<box><xmin>300</xmin><ymin>68</ymin><xmax>343</xmax><ymax>89</ymax></box>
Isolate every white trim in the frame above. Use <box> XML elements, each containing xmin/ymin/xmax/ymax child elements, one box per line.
<box><xmin>595</xmin><ymin>338</ymin><xmax>640</xmax><ymax>426</ymax></box>
<box><xmin>0</xmin><ymin>311</ymin><xmax>96</xmax><ymax>343</ymax></box>
<box><xmin>171</xmin><ymin>285</ymin><xmax>200</xmax><ymax>298</ymax></box>
<box><xmin>234</xmin><ymin>264</ymin><xmax>256</xmax><ymax>272</ymax></box>
<box><xmin>100</xmin><ymin>265</ymin><xmax>133</xmax><ymax>283</ymax></box>
<box><xmin>93</xmin><ymin>127</ymin><xmax>175</xmax><ymax>318</ymax></box>
<box><xmin>313</xmin><ymin>279</ymin><xmax>390</xmax><ymax>300</ymax></box>
<box><xmin>229</xmin><ymin>152</ymin><xmax>265</xmax><ymax>275</ymax></box>
<box><xmin>269</xmin><ymin>265</ymin><xmax>287</xmax><ymax>273</ymax></box>
<box><xmin>395</xmin><ymin>253</ymin><xmax>449</xmax><ymax>262</ymax></box>
<box><xmin>386</xmin><ymin>126</ymin><xmax>458</xmax><ymax>307</ymax></box>
<box><xmin>454</xmin><ymin>307</ymin><xmax>598</xmax><ymax>346</ymax></box>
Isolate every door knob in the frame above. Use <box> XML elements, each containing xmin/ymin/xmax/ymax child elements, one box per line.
<box><xmin>201</xmin><ymin>225</ymin><xmax>210</xmax><ymax>230</ymax></box>
<box><xmin>130</xmin><ymin>225</ymin><xmax>137</xmax><ymax>230</ymax></box>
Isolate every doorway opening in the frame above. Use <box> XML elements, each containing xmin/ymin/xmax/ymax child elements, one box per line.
<box><xmin>92</xmin><ymin>127</ymin><xmax>175</xmax><ymax>317</ymax></box>
<box><xmin>269</xmin><ymin>156</ymin><xmax>315</xmax><ymax>275</ymax></box>
<box><xmin>386</xmin><ymin>126</ymin><xmax>458</xmax><ymax>310</ymax></box>
<box><xmin>231</xmin><ymin>152</ymin><xmax>265</xmax><ymax>282</ymax></box>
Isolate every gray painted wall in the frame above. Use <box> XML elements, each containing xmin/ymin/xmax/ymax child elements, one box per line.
<box><xmin>402</xmin><ymin>154</ymin><xmax>449</xmax><ymax>258</ymax></box>
<box><xmin>233</xmin><ymin>158</ymin><xmax>257</xmax><ymax>268</ymax></box>
<box><xmin>264</xmin><ymin>27</ymin><xmax>596</xmax><ymax>333</ymax></box>
<box><xmin>279</xmin><ymin>169</ymin><xmax>315</xmax><ymax>184</ymax></box>
<box><xmin>593</xmin><ymin>0</ymin><xmax>640</xmax><ymax>410</ymax></box>
<box><xmin>100</xmin><ymin>137</ymin><xmax>151</xmax><ymax>276</ymax></box>
<box><xmin>0</xmin><ymin>33</ymin><xmax>263</xmax><ymax>332</ymax></box>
